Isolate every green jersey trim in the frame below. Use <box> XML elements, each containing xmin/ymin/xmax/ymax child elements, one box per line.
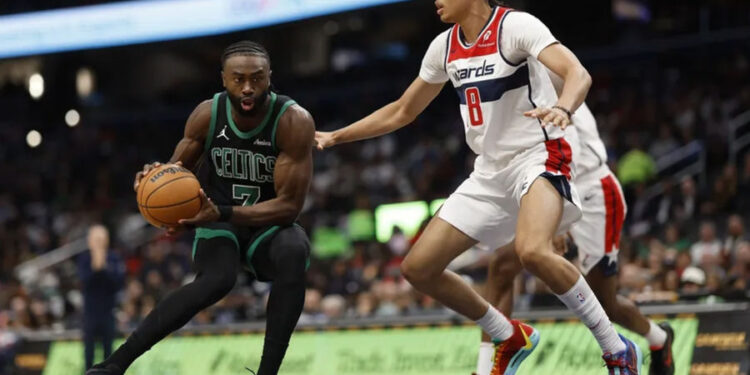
<box><xmin>192</xmin><ymin>228</ymin><xmax>239</xmax><ymax>259</ymax></box>
<box><xmin>245</xmin><ymin>225</ymin><xmax>281</xmax><ymax>275</ymax></box>
<box><xmin>226</xmin><ymin>91</ymin><xmax>277</xmax><ymax>140</ymax></box>
<box><xmin>271</xmin><ymin>100</ymin><xmax>297</xmax><ymax>152</ymax></box>
<box><xmin>204</xmin><ymin>93</ymin><xmax>221</xmax><ymax>152</ymax></box>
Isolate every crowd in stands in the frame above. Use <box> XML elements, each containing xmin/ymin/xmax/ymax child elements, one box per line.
<box><xmin>1</xmin><ymin>37</ymin><xmax>749</xmax><ymax>355</ymax></box>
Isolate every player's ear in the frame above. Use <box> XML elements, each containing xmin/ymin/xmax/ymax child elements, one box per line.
<box><xmin>268</xmin><ymin>70</ymin><xmax>273</xmax><ymax>84</ymax></box>
<box><xmin>220</xmin><ymin>70</ymin><xmax>227</xmax><ymax>88</ymax></box>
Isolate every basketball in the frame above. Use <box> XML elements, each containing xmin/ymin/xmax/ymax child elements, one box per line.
<box><xmin>136</xmin><ymin>164</ymin><xmax>202</xmax><ymax>227</ymax></box>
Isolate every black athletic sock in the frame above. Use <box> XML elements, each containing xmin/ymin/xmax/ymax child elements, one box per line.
<box><xmin>104</xmin><ymin>239</ymin><xmax>238</xmax><ymax>370</ymax></box>
<box><xmin>256</xmin><ymin>228</ymin><xmax>308</xmax><ymax>375</ymax></box>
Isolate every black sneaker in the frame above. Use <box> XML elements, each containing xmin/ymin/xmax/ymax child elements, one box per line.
<box><xmin>85</xmin><ymin>363</ymin><xmax>123</xmax><ymax>375</ymax></box>
<box><xmin>649</xmin><ymin>322</ymin><xmax>675</xmax><ymax>375</ymax></box>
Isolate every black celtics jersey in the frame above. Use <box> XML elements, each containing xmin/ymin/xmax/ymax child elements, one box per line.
<box><xmin>197</xmin><ymin>91</ymin><xmax>296</xmax><ymax>207</ymax></box>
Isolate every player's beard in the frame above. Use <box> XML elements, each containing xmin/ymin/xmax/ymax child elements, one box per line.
<box><xmin>229</xmin><ymin>89</ymin><xmax>269</xmax><ymax>117</ymax></box>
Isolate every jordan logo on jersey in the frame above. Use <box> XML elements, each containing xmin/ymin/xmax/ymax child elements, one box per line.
<box><xmin>217</xmin><ymin>125</ymin><xmax>230</xmax><ymax>140</ymax></box>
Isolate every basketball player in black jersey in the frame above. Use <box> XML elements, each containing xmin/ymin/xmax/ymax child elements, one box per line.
<box><xmin>87</xmin><ymin>41</ymin><xmax>315</xmax><ymax>375</ymax></box>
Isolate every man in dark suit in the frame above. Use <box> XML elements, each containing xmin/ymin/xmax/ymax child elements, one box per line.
<box><xmin>78</xmin><ymin>225</ymin><xmax>124</xmax><ymax>370</ymax></box>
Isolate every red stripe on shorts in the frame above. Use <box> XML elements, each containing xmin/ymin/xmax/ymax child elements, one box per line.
<box><xmin>601</xmin><ymin>175</ymin><xmax>625</xmax><ymax>253</ymax></box>
<box><xmin>544</xmin><ymin>138</ymin><xmax>573</xmax><ymax>180</ymax></box>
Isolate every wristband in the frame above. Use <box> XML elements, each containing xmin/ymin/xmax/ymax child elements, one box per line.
<box><xmin>552</xmin><ymin>105</ymin><xmax>572</xmax><ymax>120</ymax></box>
<box><xmin>218</xmin><ymin>205</ymin><xmax>233</xmax><ymax>222</ymax></box>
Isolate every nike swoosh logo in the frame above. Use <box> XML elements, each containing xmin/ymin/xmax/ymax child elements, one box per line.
<box><xmin>520</xmin><ymin>325</ymin><xmax>534</xmax><ymax>350</ymax></box>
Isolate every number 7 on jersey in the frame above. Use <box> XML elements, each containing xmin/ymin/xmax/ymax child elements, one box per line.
<box><xmin>233</xmin><ymin>184</ymin><xmax>261</xmax><ymax>206</ymax></box>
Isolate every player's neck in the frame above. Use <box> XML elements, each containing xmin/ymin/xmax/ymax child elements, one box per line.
<box><xmin>458</xmin><ymin>3</ymin><xmax>493</xmax><ymax>44</ymax></box>
<box><xmin>231</xmin><ymin>94</ymin><xmax>272</xmax><ymax>131</ymax></box>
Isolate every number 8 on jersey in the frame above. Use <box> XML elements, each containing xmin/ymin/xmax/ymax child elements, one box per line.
<box><xmin>465</xmin><ymin>87</ymin><xmax>484</xmax><ymax>126</ymax></box>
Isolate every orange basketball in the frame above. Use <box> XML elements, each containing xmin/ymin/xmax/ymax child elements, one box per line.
<box><xmin>136</xmin><ymin>164</ymin><xmax>202</xmax><ymax>227</ymax></box>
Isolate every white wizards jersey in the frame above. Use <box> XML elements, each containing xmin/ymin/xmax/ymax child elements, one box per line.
<box><xmin>420</xmin><ymin>7</ymin><xmax>568</xmax><ymax>171</ymax></box>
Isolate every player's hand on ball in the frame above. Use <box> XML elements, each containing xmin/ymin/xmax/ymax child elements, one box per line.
<box><xmin>134</xmin><ymin>162</ymin><xmax>161</xmax><ymax>192</ymax></box>
<box><xmin>178</xmin><ymin>189</ymin><xmax>220</xmax><ymax>226</ymax></box>
<box><xmin>524</xmin><ymin>107</ymin><xmax>571</xmax><ymax>129</ymax></box>
<box><xmin>314</xmin><ymin>131</ymin><xmax>335</xmax><ymax>150</ymax></box>
<box><xmin>133</xmin><ymin>161</ymin><xmax>184</xmax><ymax>192</ymax></box>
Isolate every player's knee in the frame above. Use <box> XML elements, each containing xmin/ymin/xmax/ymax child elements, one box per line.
<box><xmin>515</xmin><ymin>241</ymin><xmax>548</xmax><ymax>271</ymax></box>
<box><xmin>400</xmin><ymin>259</ymin><xmax>435</xmax><ymax>286</ymax></box>
<box><xmin>276</xmin><ymin>241</ymin><xmax>309</xmax><ymax>281</ymax></box>
<box><xmin>206</xmin><ymin>272</ymin><xmax>237</xmax><ymax>297</ymax></box>
<box><xmin>281</xmin><ymin>241</ymin><xmax>308</xmax><ymax>263</ymax></box>
<box><xmin>490</xmin><ymin>250</ymin><xmax>522</xmax><ymax>283</ymax></box>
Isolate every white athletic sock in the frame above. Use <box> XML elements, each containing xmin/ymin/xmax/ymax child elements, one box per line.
<box><xmin>645</xmin><ymin>321</ymin><xmax>668</xmax><ymax>349</ymax></box>
<box><xmin>475</xmin><ymin>342</ymin><xmax>494</xmax><ymax>375</ymax></box>
<box><xmin>555</xmin><ymin>276</ymin><xmax>626</xmax><ymax>354</ymax></box>
<box><xmin>475</xmin><ymin>306</ymin><xmax>514</xmax><ymax>342</ymax></box>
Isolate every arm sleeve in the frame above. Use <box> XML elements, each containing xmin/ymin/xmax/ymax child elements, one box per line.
<box><xmin>418</xmin><ymin>31</ymin><xmax>450</xmax><ymax>84</ymax></box>
<box><xmin>500</xmin><ymin>11</ymin><xmax>558</xmax><ymax>63</ymax></box>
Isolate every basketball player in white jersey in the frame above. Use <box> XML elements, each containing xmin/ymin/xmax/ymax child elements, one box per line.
<box><xmin>316</xmin><ymin>1</ymin><xmax>642</xmax><ymax>373</ymax></box>
<box><xmin>474</xmin><ymin>97</ymin><xmax>675</xmax><ymax>375</ymax></box>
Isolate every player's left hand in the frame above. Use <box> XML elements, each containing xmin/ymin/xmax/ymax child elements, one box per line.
<box><xmin>178</xmin><ymin>189</ymin><xmax>220</xmax><ymax>226</ymax></box>
<box><xmin>524</xmin><ymin>107</ymin><xmax>571</xmax><ymax>129</ymax></box>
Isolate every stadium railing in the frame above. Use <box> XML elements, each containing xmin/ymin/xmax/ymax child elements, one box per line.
<box><xmin>729</xmin><ymin>109</ymin><xmax>750</xmax><ymax>164</ymax></box>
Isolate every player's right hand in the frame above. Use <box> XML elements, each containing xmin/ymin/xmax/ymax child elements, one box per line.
<box><xmin>133</xmin><ymin>161</ymin><xmax>184</xmax><ymax>192</ymax></box>
<box><xmin>314</xmin><ymin>131</ymin><xmax>336</xmax><ymax>150</ymax></box>
<box><xmin>134</xmin><ymin>162</ymin><xmax>161</xmax><ymax>193</ymax></box>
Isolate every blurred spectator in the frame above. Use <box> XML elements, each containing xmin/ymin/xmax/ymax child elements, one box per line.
<box><xmin>707</xmin><ymin>164</ymin><xmax>738</xmax><ymax>214</ymax></box>
<box><xmin>320</xmin><ymin>294</ymin><xmax>347</xmax><ymax>320</ymax></box>
<box><xmin>648</xmin><ymin>124</ymin><xmax>680</xmax><ymax>160</ymax></box>
<box><xmin>723</xmin><ymin>215</ymin><xmax>746</xmax><ymax>262</ymax></box>
<box><xmin>738</xmin><ymin>154</ymin><xmax>750</xmax><ymax>211</ymax></box>
<box><xmin>354</xmin><ymin>292</ymin><xmax>377</xmax><ymax>318</ymax></box>
<box><xmin>690</xmin><ymin>222</ymin><xmax>722</xmax><ymax>267</ymax></box>
<box><xmin>77</xmin><ymin>225</ymin><xmax>124</xmax><ymax>370</ymax></box>
<box><xmin>680</xmin><ymin>266</ymin><xmax>707</xmax><ymax>297</ymax></box>
<box><xmin>673</xmin><ymin>177</ymin><xmax>699</xmax><ymax>222</ymax></box>
<box><xmin>298</xmin><ymin>289</ymin><xmax>325</xmax><ymax>324</ymax></box>
<box><xmin>663</xmin><ymin>223</ymin><xmax>690</xmax><ymax>253</ymax></box>
<box><xmin>0</xmin><ymin>311</ymin><xmax>18</xmax><ymax>375</ymax></box>
<box><xmin>617</xmin><ymin>138</ymin><xmax>656</xmax><ymax>186</ymax></box>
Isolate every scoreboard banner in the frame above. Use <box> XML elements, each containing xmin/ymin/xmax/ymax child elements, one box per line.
<box><xmin>0</xmin><ymin>0</ymin><xmax>409</xmax><ymax>59</ymax></box>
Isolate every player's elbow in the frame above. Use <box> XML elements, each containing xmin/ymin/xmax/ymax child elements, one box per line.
<box><xmin>577</xmin><ymin>67</ymin><xmax>592</xmax><ymax>93</ymax></box>
<box><xmin>393</xmin><ymin>99</ymin><xmax>418</xmax><ymax>127</ymax></box>
<box><xmin>277</xmin><ymin>200</ymin><xmax>302</xmax><ymax>225</ymax></box>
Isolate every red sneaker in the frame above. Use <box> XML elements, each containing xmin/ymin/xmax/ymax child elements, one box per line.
<box><xmin>490</xmin><ymin>320</ymin><xmax>540</xmax><ymax>375</ymax></box>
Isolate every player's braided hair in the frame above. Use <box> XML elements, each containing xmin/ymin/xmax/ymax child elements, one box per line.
<box><xmin>221</xmin><ymin>41</ymin><xmax>271</xmax><ymax>68</ymax></box>
<box><xmin>487</xmin><ymin>0</ymin><xmax>505</xmax><ymax>6</ymax></box>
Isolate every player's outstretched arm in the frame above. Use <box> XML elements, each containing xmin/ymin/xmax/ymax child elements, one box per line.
<box><xmin>183</xmin><ymin>105</ymin><xmax>315</xmax><ymax>227</ymax></box>
<box><xmin>525</xmin><ymin>43</ymin><xmax>591</xmax><ymax>129</ymax></box>
<box><xmin>133</xmin><ymin>99</ymin><xmax>211</xmax><ymax>192</ymax></box>
<box><xmin>315</xmin><ymin>77</ymin><xmax>444</xmax><ymax>150</ymax></box>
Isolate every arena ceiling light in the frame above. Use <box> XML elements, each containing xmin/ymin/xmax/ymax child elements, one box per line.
<box><xmin>28</xmin><ymin>73</ymin><xmax>44</xmax><ymax>99</ymax></box>
<box><xmin>65</xmin><ymin>109</ymin><xmax>80</xmax><ymax>127</ymax></box>
<box><xmin>26</xmin><ymin>130</ymin><xmax>42</xmax><ymax>148</ymax></box>
<box><xmin>0</xmin><ymin>0</ymin><xmax>409</xmax><ymax>60</ymax></box>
